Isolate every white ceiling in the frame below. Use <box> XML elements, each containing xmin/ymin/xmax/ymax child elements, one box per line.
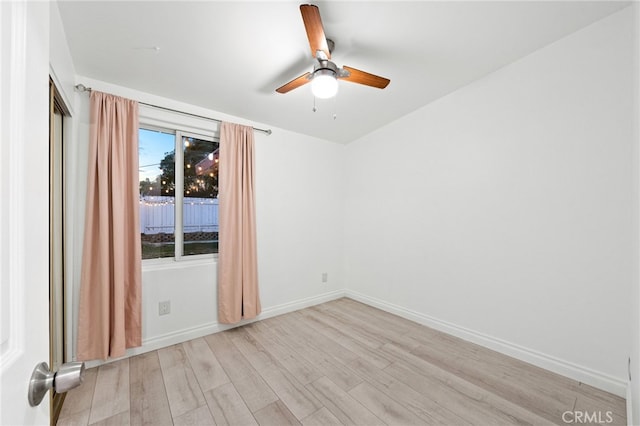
<box><xmin>57</xmin><ymin>1</ymin><xmax>629</xmax><ymax>143</ymax></box>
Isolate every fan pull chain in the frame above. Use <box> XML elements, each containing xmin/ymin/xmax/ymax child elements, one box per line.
<box><xmin>311</xmin><ymin>96</ymin><xmax>337</xmax><ymax>119</ymax></box>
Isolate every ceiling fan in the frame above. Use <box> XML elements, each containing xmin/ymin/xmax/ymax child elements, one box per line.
<box><xmin>276</xmin><ymin>4</ymin><xmax>390</xmax><ymax>99</ymax></box>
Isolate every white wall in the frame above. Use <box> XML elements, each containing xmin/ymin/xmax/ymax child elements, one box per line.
<box><xmin>344</xmin><ymin>7</ymin><xmax>635</xmax><ymax>397</ymax></box>
<box><xmin>49</xmin><ymin>1</ymin><xmax>76</xmax><ymax>115</ymax></box>
<box><xmin>631</xmin><ymin>2</ymin><xmax>640</xmax><ymax>424</ymax></box>
<box><xmin>67</xmin><ymin>78</ymin><xmax>346</xmax><ymax>363</ymax></box>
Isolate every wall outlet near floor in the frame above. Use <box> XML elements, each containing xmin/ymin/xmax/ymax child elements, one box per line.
<box><xmin>159</xmin><ymin>300</ymin><xmax>171</xmax><ymax>316</ymax></box>
<box><xmin>322</xmin><ymin>272</ymin><xmax>328</xmax><ymax>283</ymax></box>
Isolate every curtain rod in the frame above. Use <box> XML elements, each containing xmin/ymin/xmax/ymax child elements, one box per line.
<box><xmin>74</xmin><ymin>84</ymin><xmax>272</xmax><ymax>136</ymax></box>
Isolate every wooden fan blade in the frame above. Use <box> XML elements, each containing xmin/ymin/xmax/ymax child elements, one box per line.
<box><xmin>339</xmin><ymin>66</ymin><xmax>390</xmax><ymax>89</ymax></box>
<box><xmin>276</xmin><ymin>72</ymin><xmax>311</xmax><ymax>94</ymax></box>
<box><xmin>300</xmin><ymin>4</ymin><xmax>330</xmax><ymax>59</ymax></box>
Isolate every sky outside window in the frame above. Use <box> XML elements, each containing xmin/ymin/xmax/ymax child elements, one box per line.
<box><xmin>139</xmin><ymin>128</ymin><xmax>174</xmax><ymax>185</ymax></box>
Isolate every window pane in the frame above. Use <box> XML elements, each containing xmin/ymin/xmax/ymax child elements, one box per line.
<box><xmin>139</xmin><ymin>128</ymin><xmax>176</xmax><ymax>259</ymax></box>
<box><xmin>183</xmin><ymin>136</ymin><xmax>219</xmax><ymax>256</ymax></box>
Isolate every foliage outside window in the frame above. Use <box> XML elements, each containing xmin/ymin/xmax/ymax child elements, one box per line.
<box><xmin>139</xmin><ymin>127</ymin><xmax>220</xmax><ymax>260</ymax></box>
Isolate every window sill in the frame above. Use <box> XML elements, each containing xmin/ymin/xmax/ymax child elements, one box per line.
<box><xmin>142</xmin><ymin>255</ymin><xmax>218</xmax><ymax>272</ymax></box>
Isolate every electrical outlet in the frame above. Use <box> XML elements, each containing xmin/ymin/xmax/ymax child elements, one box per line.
<box><xmin>322</xmin><ymin>272</ymin><xmax>328</xmax><ymax>283</ymax></box>
<box><xmin>159</xmin><ymin>301</ymin><xmax>171</xmax><ymax>316</ymax></box>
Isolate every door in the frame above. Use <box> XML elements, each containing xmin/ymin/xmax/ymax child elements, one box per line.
<box><xmin>1</xmin><ymin>2</ymin><xmax>52</xmax><ymax>425</ymax></box>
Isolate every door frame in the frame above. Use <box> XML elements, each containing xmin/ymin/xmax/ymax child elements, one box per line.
<box><xmin>49</xmin><ymin>78</ymin><xmax>70</xmax><ymax>425</ymax></box>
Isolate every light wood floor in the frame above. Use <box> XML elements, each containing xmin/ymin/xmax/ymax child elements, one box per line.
<box><xmin>57</xmin><ymin>298</ymin><xmax>626</xmax><ymax>425</ymax></box>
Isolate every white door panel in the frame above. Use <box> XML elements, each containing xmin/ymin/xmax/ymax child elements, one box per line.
<box><xmin>0</xmin><ymin>2</ymin><xmax>51</xmax><ymax>425</ymax></box>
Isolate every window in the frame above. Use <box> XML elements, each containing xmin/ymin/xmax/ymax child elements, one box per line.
<box><xmin>182</xmin><ymin>134</ymin><xmax>219</xmax><ymax>255</ymax></box>
<box><xmin>139</xmin><ymin>127</ymin><xmax>220</xmax><ymax>260</ymax></box>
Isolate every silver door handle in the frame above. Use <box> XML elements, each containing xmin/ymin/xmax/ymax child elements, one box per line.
<box><xmin>28</xmin><ymin>361</ymin><xmax>85</xmax><ymax>406</ymax></box>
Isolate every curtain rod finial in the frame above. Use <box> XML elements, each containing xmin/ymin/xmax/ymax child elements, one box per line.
<box><xmin>75</xmin><ymin>84</ymin><xmax>91</xmax><ymax>92</ymax></box>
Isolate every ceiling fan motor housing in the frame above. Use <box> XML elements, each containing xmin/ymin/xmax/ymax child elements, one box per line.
<box><xmin>310</xmin><ymin>60</ymin><xmax>350</xmax><ymax>80</ymax></box>
<box><xmin>312</xmin><ymin>60</ymin><xmax>337</xmax><ymax>79</ymax></box>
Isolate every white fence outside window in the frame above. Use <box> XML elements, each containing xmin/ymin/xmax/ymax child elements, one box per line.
<box><xmin>140</xmin><ymin>196</ymin><xmax>219</xmax><ymax>235</ymax></box>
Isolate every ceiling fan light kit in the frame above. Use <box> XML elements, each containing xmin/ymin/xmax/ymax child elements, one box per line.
<box><xmin>311</xmin><ymin>70</ymin><xmax>338</xmax><ymax>99</ymax></box>
<box><xmin>276</xmin><ymin>4</ymin><xmax>390</xmax><ymax>99</ymax></box>
<box><xmin>310</xmin><ymin>58</ymin><xmax>347</xmax><ymax>99</ymax></box>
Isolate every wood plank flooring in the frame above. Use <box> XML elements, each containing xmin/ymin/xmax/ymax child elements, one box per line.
<box><xmin>57</xmin><ymin>298</ymin><xmax>626</xmax><ymax>425</ymax></box>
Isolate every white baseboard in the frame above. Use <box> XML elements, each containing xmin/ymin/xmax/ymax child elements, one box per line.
<box><xmin>83</xmin><ymin>287</ymin><xmax>628</xmax><ymax>400</ymax></box>
<box><xmin>345</xmin><ymin>289</ymin><xmax>627</xmax><ymax>398</ymax></box>
<box><xmin>627</xmin><ymin>382</ymin><xmax>634</xmax><ymax>426</ymax></box>
<box><xmin>84</xmin><ymin>289</ymin><xmax>346</xmax><ymax>369</ymax></box>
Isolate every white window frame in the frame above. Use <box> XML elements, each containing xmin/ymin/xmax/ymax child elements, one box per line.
<box><xmin>139</xmin><ymin>106</ymin><xmax>220</xmax><ymax>267</ymax></box>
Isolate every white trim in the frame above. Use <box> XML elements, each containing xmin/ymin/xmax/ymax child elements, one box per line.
<box><xmin>81</xmin><ymin>286</ymin><xmax>628</xmax><ymax>399</ymax></box>
<box><xmin>627</xmin><ymin>381</ymin><xmax>633</xmax><ymax>426</ymax></box>
<box><xmin>142</xmin><ymin>256</ymin><xmax>216</xmax><ymax>272</ymax></box>
<box><xmin>49</xmin><ymin>65</ymin><xmax>74</xmax><ymax>116</ymax></box>
<box><xmin>83</xmin><ymin>289</ymin><xmax>346</xmax><ymax>368</ymax></box>
<box><xmin>345</xmin><ymin>290</ymin><xmax>628</xmax><ymax>398</ymax></box>
<box><xmin>173</xmin><ymin>130</ymin><xmax>185</xmax><ymax>259</ymax></box>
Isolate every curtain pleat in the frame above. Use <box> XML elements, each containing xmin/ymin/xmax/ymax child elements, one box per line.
<box><xmin>76</xmin><ymin>91</ymin><xmax>142</xmax><ymax>360</ymax></box>
<box><xmin>218</xmin><ymin>122</ymin><xmax>260</xmax><ymax>324</ymax></box>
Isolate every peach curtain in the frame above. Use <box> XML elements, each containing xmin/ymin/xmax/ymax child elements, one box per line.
<box><xmin>218</xmin><ymin>122</ymin><xmax>261</xmax><ymax>323</ymax></box>
<box><xmin>77</xmin><ymin>91</ymin><xmax>142</xmax><ymax>360</ymax></box>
